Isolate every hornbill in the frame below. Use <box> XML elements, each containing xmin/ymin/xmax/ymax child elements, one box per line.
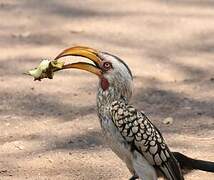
<box><xmin>34</xmin><ymin>46</ymin><xmax>214</xmax><ymax>179</ymax></box>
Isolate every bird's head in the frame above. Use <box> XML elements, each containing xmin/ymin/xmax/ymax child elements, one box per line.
<box><xmin>55</xmin><ymin>46</ymin><xmax>133</xmax><ymax>102</ymax></box>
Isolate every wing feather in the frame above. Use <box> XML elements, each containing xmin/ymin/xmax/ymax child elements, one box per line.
<box><xmin>110</xmin><ymin>101</ymin><xmax>184</xmax><ymax>180</ymax></box>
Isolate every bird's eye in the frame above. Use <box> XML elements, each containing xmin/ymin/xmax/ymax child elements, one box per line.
<box><xmin>102</xmin><ymin>62</ymin><xmax>112</xmax><ymax>71</ymax></box>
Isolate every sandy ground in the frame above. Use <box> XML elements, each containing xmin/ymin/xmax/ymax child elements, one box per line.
<box><xmin>0</xmin><ymin>0</ymin><xmax>214</xmax><ymax>179</ymax></box>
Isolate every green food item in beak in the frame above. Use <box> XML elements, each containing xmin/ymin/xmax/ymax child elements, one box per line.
<box><xmin>25</xmin><ymin>59</ymin><xmax>64</xmax><ymax>81</ymax></box>
<box><xmin>50</xmin><ymin>60</ymin><xmax>65</xmax><ymax>69</ymax></box>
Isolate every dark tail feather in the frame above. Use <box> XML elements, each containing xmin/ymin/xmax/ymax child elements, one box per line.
<box><xmin>173</xmin><ymin>152</ymin><xmax>214</xmax><ymax>173</ymax></box>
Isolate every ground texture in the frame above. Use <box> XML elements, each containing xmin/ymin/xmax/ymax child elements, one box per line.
<box><xmin>0</xmin><ymin>0</ymin><xmax>213</xmax><ymax>179</ymax></box>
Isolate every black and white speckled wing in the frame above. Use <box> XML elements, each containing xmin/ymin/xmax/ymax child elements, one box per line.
<box><xmin>110</xmin><ymin>101</ymin><xmax>184</xmax><ymax>180</ymax></box>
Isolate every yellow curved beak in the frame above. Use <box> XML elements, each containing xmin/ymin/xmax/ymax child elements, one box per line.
<box><xmin>54</xmin><ymin>46</ymin><xmax>103</xmax><ymax>76</ymax></box>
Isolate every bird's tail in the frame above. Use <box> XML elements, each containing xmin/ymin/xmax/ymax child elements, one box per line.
<box><xmin>173</xmin><ymin>152</ymin><xmax>214</xmax><ymax>172</ymax></box>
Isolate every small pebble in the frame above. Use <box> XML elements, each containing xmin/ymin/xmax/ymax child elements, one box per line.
<box><xmin>163</xmin><ymin>117</ymin><xmax>173</xmax><ymax>125</ymax></box>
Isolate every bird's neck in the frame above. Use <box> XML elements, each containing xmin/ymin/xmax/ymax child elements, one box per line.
<box><xmin>96</xmin><ymin>85</ymin><xmax>132</xmax><ymax>118</ymax></box>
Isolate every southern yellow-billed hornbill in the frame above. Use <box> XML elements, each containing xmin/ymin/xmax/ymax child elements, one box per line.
<box><xmin>32</xmin><ymin>46</ymin><xmax>214</xmax><ymax>180</ymax></box>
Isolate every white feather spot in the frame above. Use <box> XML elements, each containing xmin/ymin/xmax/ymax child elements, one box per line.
<box><xmin>147</xmin><ymin>128</ymin><xmax>152</xmax><ymax>132</ymax></box>
<box><xmin>125</xmin><ymin>124</ymin><xmax>129</xmax><ymax>129</ymax></box>
<box><xmin>157</xmin><ymin>137</ymin><xmax>162</xmax><ymax>143</ymax></box>
<box><xmin>118</xmin><ymin>120</ymin><xmax>123</xmax><ymax>125</ymax></box>
<box><xmin>135</xmin><ymin>135</ymin><xmax>142</xmax><ymax>141</ymax></box>
<box><xmin>132</xmin><ymin>126</ymin><xmax>138</xmax><ymax>134</ymax></box>
<box><xmin>146</xmin><ymin>131</ymin><xmax>152</xmax><ymax>136</ymax></box>
<box><xmin>133</xmin><ymin>120</ymin><xmax>138</xmax><ymax>126</ymax></box>
<box><xmin>149</xmin><ymin>145</ymin><xmax>158</xmax><ymax>154</ymax></box>
<box><xmin>118</xmin><ymin>108</ymin><xmax>123</xmax><ymax>115</ymax></box>
<box><xmin>154</xmin><ymin>154</ymin><xmax>162</xmax><ymax>165</ymax></box>
<box><xmin>124</xmin><ymin>111</ymin><xmax>129</xmax><ymax>116</ymax></box>
<box><xmin>165</xmin><ymin>150</ymin><xmax>170</xmax><ymax>158</ymax></box>
<box><xmin>148</xmin><ymin>136</ymin><xmax>152</xmax><ymax>141</ymax></box>
<box><xmin>138</xmin><ymin>118</ymin><xmax>144</xmax><ymax>124</ymax></box>
<box><xmin>129</xmin><ymin>107</ymin><xmax>135</xmax><ymax>112</ymax></box>
<box><xmin>143</xmin><ymin>134</ymin><xmax>148</xmax><ymax>139</ymax></box>
<box><xmin>128</xmin><ymin>130</ymin><xmax>133</xmax><ymax>137</ymax></box>
<box><xmin>149</xmin><ymin>140</ymin><xmax>156</xmax><ymax>146</ymax></box>
<box><xmin>160</xmin><ymin>151</ymin><xmax>167</xmax><ymax>161</ymax></box>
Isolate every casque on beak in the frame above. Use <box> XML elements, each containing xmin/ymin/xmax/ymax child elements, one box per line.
<box><xmin>54</xmin><ymin>46</ymin><xmax>103</xmax><ymax>77</ymax></box>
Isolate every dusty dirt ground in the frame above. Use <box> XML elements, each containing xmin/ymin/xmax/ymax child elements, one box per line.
<box><xmin>0</xmin><ymin>0</ymin><xmax>214</xmax><ymax>179</ymax></box>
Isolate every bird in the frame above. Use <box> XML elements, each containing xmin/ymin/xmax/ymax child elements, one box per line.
<box><xmin>52</xmin><ymin>46</ymin><xmax>214</xmax><ymax>180</ymax></box>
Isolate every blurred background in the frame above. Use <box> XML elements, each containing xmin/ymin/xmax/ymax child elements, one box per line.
<box><xmin>0</xmin><ymin>0</ymin><xmax>213</xmax><ymax>179</ymax></box>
